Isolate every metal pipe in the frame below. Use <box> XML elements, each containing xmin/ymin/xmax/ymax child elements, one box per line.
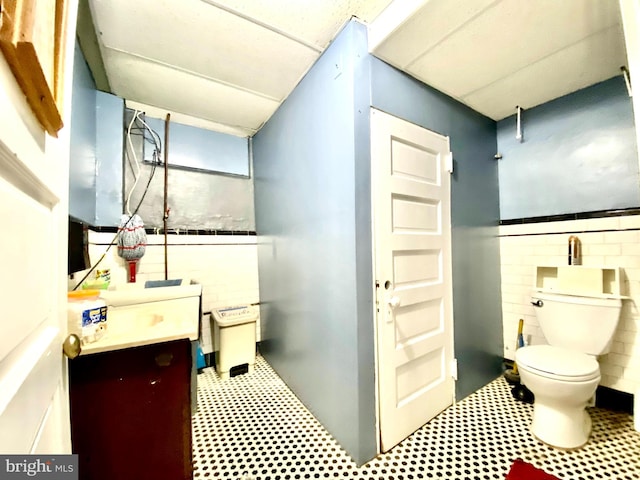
<box><xmin>621</xmin><ymin>66</ymin><xmax>633</xmax><ymax>97</ymax></box>
<box><xmin>163</xmin><ymin>113</ymin><xmax>170</xmax><ymax>280</ymax></box>
<box><xmin>568</xmin><ymin>235</ymin><xmax>581</xmax><ymax>265</ymax></box>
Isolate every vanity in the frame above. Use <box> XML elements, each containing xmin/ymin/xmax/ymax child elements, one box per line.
<box><xmin>68</xmin><ymin>284</ymin><xmax>201</xmax><ymax>480</ymax></box>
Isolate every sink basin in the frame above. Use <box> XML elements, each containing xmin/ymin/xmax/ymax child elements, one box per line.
<box><xmin>80</xmin><ymin>283</ymin><xmax>202</xmax><ymax>355</ymax></box>
<box><xmin>100</xmin><ymin>283</ymin><xmax>202</xmax><ymax>307</ymax></box>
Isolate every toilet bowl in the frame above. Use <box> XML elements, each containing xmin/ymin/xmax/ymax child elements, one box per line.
<box><xmin>516</xmin><ymin>345</ymin><xmax>600</xmax><ymax>449</ymax></box>
<box><xmin>515</xmin><ymin>290</ymin><xmax>622</xmax><ymax>449</ymax></box>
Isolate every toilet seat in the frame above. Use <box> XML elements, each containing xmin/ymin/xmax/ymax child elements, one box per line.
<box><xmin>516</xmin><ymin>345</ymin><xmax>600</xmax><ymax>382</ymax></box>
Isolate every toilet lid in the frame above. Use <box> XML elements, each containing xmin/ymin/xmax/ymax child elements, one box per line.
<box><xmin>516</xmin><ymin>345</ymin><xmax>599</xmax><ymax>380</ymax></box>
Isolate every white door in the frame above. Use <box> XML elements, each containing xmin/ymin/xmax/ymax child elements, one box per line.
<box><xmin>371</xmin><ymin>108</ymin><xmax>455</xmax><ymax>452</ymax></box>
<box><xmin>0</xmin><ymin>2</ymin><xmax>78</xmax><ymax>453</ymax></box>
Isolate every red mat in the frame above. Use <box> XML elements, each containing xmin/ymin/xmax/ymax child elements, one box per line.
<box><xmin>506</xmin><ymin>459</ymin><xmax>561</xmax><ymax>480</ymax></box>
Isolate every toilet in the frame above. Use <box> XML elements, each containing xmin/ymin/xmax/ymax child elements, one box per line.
<box><xmin>515</xmin><ymin>291</ymin><xmax>622</xmax><ymax>449</ymax></box>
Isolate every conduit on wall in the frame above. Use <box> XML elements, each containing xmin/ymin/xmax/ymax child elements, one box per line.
<box><xmin>516</xmin><ymin>106</ymin><xmax>523</xmax><ymax>143</ymax></box>
<box><xmin>621</xmin><ymin>66</ymin><xmax>633</xmax><ymax>97</ymax></box>
<box><xmin>164</xmin><ymin>113</ymin><xmax>171</xmax><ymax>280</ymax></box>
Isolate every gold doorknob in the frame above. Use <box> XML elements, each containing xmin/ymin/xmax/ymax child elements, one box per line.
<box><xmin>63</xmin><ymin>334</ymin><xmax>82</xmax><ymax>359</ymax></box>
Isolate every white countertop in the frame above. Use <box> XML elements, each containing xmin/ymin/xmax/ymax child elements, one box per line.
<box><xmin>81</xmin><ymin>315</ymin><xmax>198</xmax><ymax>355</ymax></box>
<box><xmin>80</xmin><ymin>286</ymin><xmax>201</xmax><ymax>356</ymax></box>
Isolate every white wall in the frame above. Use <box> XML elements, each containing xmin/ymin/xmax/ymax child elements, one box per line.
<box><xmin>500</xmin><ymin>215</ymin><xmax>640</xmax><ymax>394</ymax></box>
<box><xmin>70</xmin><ymin>231</ymin><xmax>261</xmax><ymax>343</ymax></box>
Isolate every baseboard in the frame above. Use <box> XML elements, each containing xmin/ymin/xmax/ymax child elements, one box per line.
<box><xmin>595</xmin><ymin>386</ymin><xmax>634</xmax><ymax>414</ymax></box>
<box><xmin>502</xmin><ymin>358</ymin><xmax>634</xmax><ymax>415</ymax></box>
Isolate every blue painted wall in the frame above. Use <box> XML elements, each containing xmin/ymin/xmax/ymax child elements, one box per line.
<box><xmin>69</xmin><ymin>42</ymin><xmax>97</xmax><ymax>224</ymax></box>
<box><xmin>253</xmin><ymin>19</ymin><xmax>504</xmax><ymax>463</ymax></box>
<box><xmin>68</xmin><ymin>41</ymin><xmax>253</xmax><ymax>230</ymax></box>
<box><xmin>253</xmin><ymin>21</ymin><xmax>376</xmax><ymax>464</ymax></box>
<box><xmin>498</xmin><ymin>77</ymin><xmax>639</xmax><ymax>219</ymax></box>
<box><xmin>95</xmin><ymin>91</ymin><xmax>124</xmax><ymax>226</ymax></box>
<box><xmin>125</xmin><ymin>114</ymin><xmax>254</xmax><ymax>231</ymax></box>
<box><xmin>145</xmin><ymin>117</ymin><xmax>249</xmax><ymax>176</ymax></box>
<box><xmin>69</xmin><ymin>46</ymin><xmax>124</xmax><ymax>227</ymax></box>
<box><xmin>369</xmin><ymin>58</ymin><xmax>504</xmax><ymax>400</ymax></box>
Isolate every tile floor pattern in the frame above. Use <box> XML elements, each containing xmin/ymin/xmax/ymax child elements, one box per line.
<box><xmin>192</xmin><ymin>355</ymin><xmax>640</xmax><ymax>480</ymax></box>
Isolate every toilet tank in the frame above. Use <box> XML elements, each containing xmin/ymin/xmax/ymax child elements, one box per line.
<box><xmin>532</xmin><ymin>292</ymin><xmax>622</xmax><ymax>355</ymax></box>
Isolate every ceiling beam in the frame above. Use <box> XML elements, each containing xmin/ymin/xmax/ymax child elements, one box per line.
<box><xmin>76</xmin><ymin>0</ymin><xmax>111</xmax><ymax>92</ymax></box>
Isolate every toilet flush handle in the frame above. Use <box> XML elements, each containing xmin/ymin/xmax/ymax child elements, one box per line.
<box><xmin>531</xmin><ymin>299</ymin><xmax>543</xmax><ymax>307</ymax></box>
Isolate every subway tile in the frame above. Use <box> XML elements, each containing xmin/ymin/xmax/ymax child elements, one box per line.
<box><xmin>584</xmin><ymin>217</ymin><xmax>621</xmax><ymax>232</ymax></box>
<box><xmin>599</xmin><ymin>363</ymin><xmax>624</xmax><ymax>377</ymax></box>
<box><xmin>526</xmin><ymin>334</ymin><xmax>547</xmax><ymax>346</ymax></box>
<box><xmin>533</xmin><ymin>245</ymin><xmax>563</xmax><ymax>256</ymax></box>
<box><xmin>620</xmin><ymin>317</ymin><xmax>640</xmax><ymax>332</ymax></box>
<box><xmin>578</xmin><ymin>232</ymin><xmax>605</xmax><ymax>245</ymax></box>
<box><xmin>622</xmin><ymin>267</ymin><xmax>640</xmax><ymax>282</ymax></box>
<box><xmin>500</xmin><ymin>222</ymin><xmax>640</xmax><ymax>395</ymax></box>
<box><xmin>500</xmin><ymin>264</ymin><xmax>522</xmax><ymax>277</ymax></box>
<box><xmin>604</xmin><ymin>230</ymin><xmax>639</xmax><ymax>244</ymax></box>
<box><xmin>498</xmin><ymin>224</ymin><xmax>526</xmax><ymax>236</ymax></box>
<box><xmin>621</xmin><ymin>366</ymin><xmax>640</xmax><ymax>381</ymax></box>
<box><xmin>499</xmin><ymin>255</ymin><xmax>522</xmax><ymax>266</ymax></box>
<box><xmin>614</xmin><ymin>329</ymin><xmax>639</xmax><ymax>346</ymax></box>
<box><xmin>621</xmin><ymin>243</ymin><xmax>640</xmax><ymax>256</ymax></box>
<box><xmin>584</xmin><ymin>244</ymin><xmax>621</xmax><ymax>256</ymax></box>
<box><xmin>580</xmin><ymin>256</ymin><xmax>606</xmax><ymax>266</ymax></box>
<box><xmin>500</xmin><ymin>284</ymin><xmax>526</xmax><ymax>296</ymax></box>
<box><xmin>604</xmin><ymin>353</ymin><xmax>633</xmax><ymax>368</ymax></box>
<box><xmin>623</xmin><ymin>342</ymin><xmax>640</xmax><ymax>355</ymax></box>
<box><xmin>501</xmin><ymin>292</ymin><xmax>527</xmax><ymax>305</ymax></box>
<box><xmin>500</xmin><ymin>274</ymin><xmax>529</xmax><ymax>286</ymax></box>
<box><xmin>606</xmin><ymin>256</ymin><xmax>640</xmax><ymax>268</ymax></box>
<box><xmin>619</xmin><ymin>215</ymin><xmax>640</xmax><ymax>230</ymax></box>
<box><xmin>556</xmin><ymin>220</ymin><xmax>585</xmax><ymax>232</ymax></box>
<box><xmin>539</xmin><ymin>255</ymin><xmax>567</xmax><ymax>265</ymax></box>
<box><xmin>610</xmin><ymin>341</ymin><xmax>626</xmax><ymax>354</ymax></box>
<box><xmin>620</xmin><ymin>301</ymin><xmax>639</xmax><ymax>318</ymax></box>
<box><xmin>600</xmin><ymin>375</ymin><xmax>637</xmax><ymax>394</ymax></box>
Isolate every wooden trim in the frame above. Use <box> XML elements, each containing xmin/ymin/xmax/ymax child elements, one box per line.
<box><xmin>53</xmin><ymin>0</ymin><xmax>68</xmax><ymax>112</ymax></box>
<box><xmin>0</xmin><ymin>0</ymin><xmax>69</xmax><ymax>136</ymax></box>
<box><xmin>0</xmin><ymin>135</ymin><xmax>59</xmax><ymax>208</ymax></box>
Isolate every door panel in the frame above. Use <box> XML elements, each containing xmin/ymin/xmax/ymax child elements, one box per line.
<box><xmin>0</xmin><ymin>327</ymin><xmax>60</xmax><ymax>453</ymax></box>
<box><xmin>395</xmin><ymin>298</ymin><xmax>443</xmax><ymax>343</ymax></box>
<box><xmin>0</xmin><ymin>0</ymin><xmax>77</xmax><ymax>453</ymax></box>
<box><xmin>0</xmin><ymin>170</ymin><xmax>56</xmax><ymax>363</ymax></box>
<box><xmin>391</xmin><ymin>140</ymin><xmax>440</xmax><ymax>182</ymax></box>
<box><xmin>372</xmin><ymin>108</ymin><xmax>454</xmax><ymax>452</ymax></box>
<box><xmin>392</xmin><ymin>196</ymin><xmax>440</xmax><ymax>233</ymax></box>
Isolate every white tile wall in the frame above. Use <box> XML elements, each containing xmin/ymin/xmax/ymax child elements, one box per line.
<box><xmin>500</xmin><ymin>215</ymin><xmax>640</xmax><ymax>394</ymax></box>
<box><xmin>70</xmin><ymin>231</ymin><xmax>261</xmax><ymax>343</ymax></box>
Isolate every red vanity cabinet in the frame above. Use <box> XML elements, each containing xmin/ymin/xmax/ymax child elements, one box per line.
<box><xmin>69</xmin><ymin>339</ymin><xmax>193</xmax><ymax>479</ymax></box>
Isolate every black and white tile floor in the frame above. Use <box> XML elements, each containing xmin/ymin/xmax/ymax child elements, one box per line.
<box><xmin>192</xmin><ymin>355</ymin><xmax>640</xmax><ymax>480</ymax></box>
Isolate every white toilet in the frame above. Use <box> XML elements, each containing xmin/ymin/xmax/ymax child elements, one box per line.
<box><xmin>515</xmin><ymin>291</ymin><xmax>622</xmax><ymax>449</ymax></box>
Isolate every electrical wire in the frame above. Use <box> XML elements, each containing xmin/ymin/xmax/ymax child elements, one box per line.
<box><xmin>125</xmin><ymin>110</ymin><xmax>142</xmax><ymax>216</ymax></box>
<box><xmin>72</xmin><ymin>112</ymin><xmax>162</xmax><ymax>290</ymax></box>
<box><xmin>135</xmin><ymin>114</ymin><xmax>162</xmax><ymax>151</ymax></box>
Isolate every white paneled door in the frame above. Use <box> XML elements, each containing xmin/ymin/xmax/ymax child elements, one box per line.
<box><xmin>0</xmin><ymin>2</ymin><xmax>78</xmax><ymax>453</ymax></box>
<box><xmin>371</xmin><ymin>108</ymin><xmax>455</xmax><ymax>452</ymax></box>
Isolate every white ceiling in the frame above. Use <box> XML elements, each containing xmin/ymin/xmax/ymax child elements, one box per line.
<box><xmin>369</xmin><ymin>0</ymin><xmax>628</xmax><ymax>121</ymax></box>
<box><xmin>88</xmin><ymin>0</ymin><xmax>629</xmax><ymax>137</ymax></box>
<box><xmin>88</xmin><ymin>0</ymin><xmax>393</xmax><ymax>136</ymax></box>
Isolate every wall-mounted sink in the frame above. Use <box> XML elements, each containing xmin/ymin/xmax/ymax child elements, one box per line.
<box><xmin>100</xmin><ymin>283</ymin><xmax>202</xmax><ymax>307</ymax></box>
<box><xmin>80</xmin><ymin>282</ymin><xmax>202</xmax><ymax>355</ymax></box>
